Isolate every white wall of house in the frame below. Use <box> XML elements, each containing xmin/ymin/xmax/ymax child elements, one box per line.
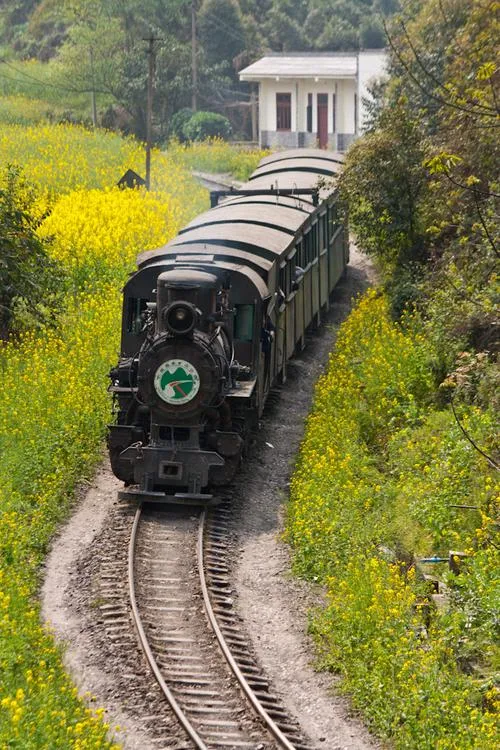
<box><xmin>259</xmin><ymin>77</ymin><xmax>357</xmax><ymax>149</ymax></box>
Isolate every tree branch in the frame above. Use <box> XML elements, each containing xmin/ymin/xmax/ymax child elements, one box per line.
<box><xmin>451</xmin><ymin>397</ymin><xmax>499</xmax><ymax>471</ymax></box>
<box><xmin>384</xmin><ymin>20</ymin><xmax>499</xmax><ymax>119</ymax></box>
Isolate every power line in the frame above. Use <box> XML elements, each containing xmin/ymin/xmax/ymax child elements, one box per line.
<box><xmin>1</xmin><ymin>59</ymin><xmax>96</xmax><ymax>95</ymax></box>
<box><xmin>200</xmin><ymin>10</ymin><xmax>247</xmax><ymax>46</ymax></box>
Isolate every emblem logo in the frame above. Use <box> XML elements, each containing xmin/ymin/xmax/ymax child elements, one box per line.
<box><xmin>154</xmin><ymin>359</ymin><xmax>200</xmax><ymax>405</ymax></box>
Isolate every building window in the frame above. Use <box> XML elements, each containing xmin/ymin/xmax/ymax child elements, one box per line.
<box><xmin>306</xmin><ymin>93</ymin><xmax>313</xmax><ymax>132</ymax></box>
<box><xmin>276</xmin><ymin>93</ymin><xmax>291</xmax><ymax>131</ymax></box>
<box><xmin>332</xmin><ymin>93</ymin><xmax>336</xmax><ymax>133</ymax></box>
<box><xmin>354</xmin><ymin>92</ymin><xmax>358</xmax><ymax>133</ymax></box>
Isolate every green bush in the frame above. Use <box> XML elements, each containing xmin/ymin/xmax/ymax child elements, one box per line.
<box><xmin>182</xmin><ymin>111</ymin><xmax>232</xmax><ymax>142</ymax></box>
<box><xmin>169</xmin><ymin>108</ymin><xmax>194</xmax><ymax>142</ymax></box>
<box><xmin>0</xmin><ymin>166</ymin><xmax>65</xmax><ymax>339</ymax></box>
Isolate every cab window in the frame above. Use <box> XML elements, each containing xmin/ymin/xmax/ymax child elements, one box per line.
<box><xmin>127</xmin><ymin>297</ymin><xmax>148</xmax><ymax>334</ymax></box>
<box><xmin>234</xmin><ymin>304</ymin><xmax>254</xmax><ymax>341</ymax></box>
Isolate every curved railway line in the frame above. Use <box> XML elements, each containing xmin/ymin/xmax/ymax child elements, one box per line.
<box><xmin>128</xmin><ymin>502</ymin><xmax>313</xmax><ymax>749</ymax></box>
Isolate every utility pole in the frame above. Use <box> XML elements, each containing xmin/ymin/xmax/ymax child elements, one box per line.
<box><xmin>89</xmin><ymin>47</ymin><xmax>97</xmax><ymax>127</ymax></box>
<box><xmin>191</xmin><ymin>1</ymin><xmax>198</xmax><ymax>111</ymax></box>
<box><xmin>144</xmin><ymin>36</ymin><xmax>161</xmax><ymax>190</ymax></box>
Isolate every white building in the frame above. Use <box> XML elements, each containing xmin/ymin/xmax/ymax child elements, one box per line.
<box><xmin>239</xmin><ymin>51</ymin><xmax>386</xmax><ymax>151</ymax></box>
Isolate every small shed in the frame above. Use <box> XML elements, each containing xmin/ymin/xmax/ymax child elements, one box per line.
<box><xmin>239</xmin><ymin>51</ymin><xmax>386</xmax><ymax>151</ymax></box>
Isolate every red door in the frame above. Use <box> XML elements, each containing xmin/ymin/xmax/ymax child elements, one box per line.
<box><xmin>317</xmin><ymin>94</ymin><xmax>328</xmax><ymax>149</ymax></box>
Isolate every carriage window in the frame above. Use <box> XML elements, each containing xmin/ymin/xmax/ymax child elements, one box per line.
<box><xmin>303</xmin><ymin>231</ymin><xmax>310</xmax><ymax>264</ymax></box>
<box><xmin>312</xmin><ymin>223</ymin><xmax>318</xmax><ymax>257</ymax></box>
<box><xmin>286</xmin><ymin>261</ymin><xmax>294</xmax><ymax>293</ymax></box>
<box><xmin>297</xmin><ymin>240</ymin><xmax>304</xmax><ymax>267</ymax></box>
<box><xmin>127</xmin><ymin>297</ymin><xmax>148</xmax><ymax>334</ymax></box>
<box><xmin>279</xmin><ymin>265</ymin><xmax>287</xmax><ymax>299</ymax></box>
<box><xmin>329</xmin><ymin>203</ymin><xmax>338</xmax><ymax>233</ymax></box>
<box><xmin>234</xmin><ymin>304</ymin><xmax>254</xmax><ymax>342</ymax></box>
<box><xmin>319</xmin><ymin>214</ymin><xmax>326</xmax><ymax>250</ymax></box>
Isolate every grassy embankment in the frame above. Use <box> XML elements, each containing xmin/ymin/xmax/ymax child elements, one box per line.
<box><xmin>0</xmin><ymin>122</ymin><xmax>208</xmax><ymax>747</ymax></box>
<box><xmin>286</xmin><ymin>290</ymin><xmax>498</xmax><ymax>749</ymax></box>
<box><xmin>0</xmin><ymin>59</ymin><xmax>110</xmax><ymax>125</ymax></box>
<box><xmin>168</xmin><ymin>138</ymin><xmax>268</xmax><ymax>181</ymax></box>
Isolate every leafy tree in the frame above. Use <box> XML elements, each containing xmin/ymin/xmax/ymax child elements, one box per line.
<box><xmin>360</xmin><ymin>16</ymin><xmax>385</xmax><ymax>48</ymax></box>
<box><xmin>0</xmin><ymin>167</ymin><xmax>64</xmax><ymax>339</ymax></box>
<box><xmin>342</xmin><ymin>0</ymin><xmax>499</xmax><ymax>367</ymax></box>
<box><xmin>198</xmin><ymin>0</ymin><xmax>246</xmax><ymax>68</ymax></box>
<box><xmin>340</xmin><ymin>101</ymin><xmax>427</xmax><ymax>269</ymax></box>
<box><xmin>316</xmin><ymin>18</ymin><xmax>359</xmax><ymax>50</ymax></box>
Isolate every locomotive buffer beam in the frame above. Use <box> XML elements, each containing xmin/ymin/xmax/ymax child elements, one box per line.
<box><xmin>210</xmin><ymin>186</ymin><xmax>319</xmax><ymax>208</ymax></box>
<box><xmin>117</xmin><ymin>488</ymin><xmax>219</xmax><ymax>506</ymax></box>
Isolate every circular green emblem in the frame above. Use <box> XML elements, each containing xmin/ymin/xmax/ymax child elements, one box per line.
<box><xmin>154</xmin><ymin>359</ymin><xmax>200</xmax><ymax>405</ymax></box>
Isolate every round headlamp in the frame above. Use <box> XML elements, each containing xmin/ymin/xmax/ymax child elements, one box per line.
<box><xmin>164</xmin><ymin>302</ymin><xmax>197</xmax><ymax>336</ymax></box>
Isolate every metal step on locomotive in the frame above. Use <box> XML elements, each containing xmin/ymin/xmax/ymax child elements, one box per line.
<box><xmin>108</xmin><ymin>148</ymin><xmax>348</xmax><ymax>504</ymax></box>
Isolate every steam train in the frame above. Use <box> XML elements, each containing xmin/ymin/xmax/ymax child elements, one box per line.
<box><xmin>108</xmin><ymin>149</ymin><xmax>348</xmax><ymax>504</ymax></box>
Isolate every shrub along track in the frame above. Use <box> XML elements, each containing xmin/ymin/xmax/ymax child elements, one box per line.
<box><xmin>42</xmin><ymin>245</ymin><xmax>378</xmax><ymax>750</ymax></box>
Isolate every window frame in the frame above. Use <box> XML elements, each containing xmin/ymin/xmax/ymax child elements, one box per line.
<box><xmin>306</xmin><ymin>93</ymin><xmax>313</xmax><ymax>133</ymax></box>
<box><xmin>276</xmin><ymin>92</ymin><xmax>292</xmax><ymax>131</ymax></box>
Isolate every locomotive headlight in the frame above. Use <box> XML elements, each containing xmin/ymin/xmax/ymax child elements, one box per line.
<box><xmin>163</xmin><ymin>301</ymin><xmax>197</xmax><ymax>336</ymax></box>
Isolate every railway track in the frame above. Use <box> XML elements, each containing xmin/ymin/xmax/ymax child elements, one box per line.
<box><xmin>128</xmin><ymin>502</ymin><xmax>313</xmax><ymax>749</ymax></box>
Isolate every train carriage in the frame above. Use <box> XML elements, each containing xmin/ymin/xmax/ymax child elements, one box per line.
<box><xmin>108</xmin><ymin>149</ymin><xmax>348</xmax><ymax>504</ymax></box>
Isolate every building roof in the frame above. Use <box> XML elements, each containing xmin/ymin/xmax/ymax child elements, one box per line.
<box><xmin>239</xmin><ymin>53</ymin><xmax>358</xmax><ymax>80</ymax></box>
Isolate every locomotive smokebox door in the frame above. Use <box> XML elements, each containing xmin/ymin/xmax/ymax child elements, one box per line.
<box><xmin>156</xmin><ymin>269</ymin><xmax>218</xmax><ymax>327</ymax></box>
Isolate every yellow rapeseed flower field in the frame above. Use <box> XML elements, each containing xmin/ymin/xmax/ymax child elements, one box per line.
<box><xmin>288</xmin><ymin>290</ymin><xmax>499</xmax><ymax>749</ymax></box>
<box><xmin>0</xmin><ymin>121</ymin><xmax>208</xmax><ymax>218</ymax></box>
<box><xmin>0</xmin><ymin>121</ymin><xmax>209</xmax><ymax>747</ymax></box>
<box><xmin>0</xmin><ymin>290</ymin><xmax>121</xmax><ymax>748</ymax></box>
<box><xmin>38</xmin><ymin>186</ymin><xmax>182</xmax><ymax>284</ymax></box>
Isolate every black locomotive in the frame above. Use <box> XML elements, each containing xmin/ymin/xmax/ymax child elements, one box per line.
<box><xmin>108</xmin><ymin>149</ymin><xmax>348</xmax><ymax>503</ymax></box>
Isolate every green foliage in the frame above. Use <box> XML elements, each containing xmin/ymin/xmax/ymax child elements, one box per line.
<box><xmin>198</xmin><ymin>0</ymin><xmax>246</xmax><ymax>67</ymax></box>
<box><xmin>359</xmin><ymin>15</ymin><xmax>385</xmax><ymax>48</ymax></box>
<box><xmin>182</xmin><ymin>111</ymin><xmax>232</xmax><ymax>141</ymax></box>
<box><xmin>0</xmin><ymin>0</ymin><xmax>393</xmax><ymax>134</ymax></box>
<box><xmin>168</xmin><ymin>138</ymin><xmax>268</xmax><ymax>180</ymax></box>
<box><xmin>287</xmin><ymin>290</ymin><xmax>499</xmax><ymax>748</ymax></box>
<box><xmin>0</xmin><ymin>166</ymin><xmax>65</xmax><ymax>338</ymax></box>
<box><xmin>340</xmin><ymin>102</ymin><xmax>428</xmax><ymax>273</ymax></box>
<box><xmin>169</xmin><ymin>107</ymin><xmax>194</xmax><ymax>142</ymax></box>
<box><xmin>342</xmin><ymin>0</ymin><xmax>499</xmax><ymax>379</ymax></box>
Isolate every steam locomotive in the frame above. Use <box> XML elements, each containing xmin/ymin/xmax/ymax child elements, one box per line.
<box><xmin>108</xmin><ymin>149</ymin><xmax>348</xmax><ymax>504</ymax></box>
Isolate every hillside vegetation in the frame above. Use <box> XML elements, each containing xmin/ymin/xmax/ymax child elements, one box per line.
<box><xmin>0</xmin><ymin>122</ymin><xmax>208</xmax><ymax>747</ymax></box>
<box><xmin>0</xmin><ymin>0</ymin><xmax>393</xmax><ymax>136</ymax></box>
<box><xmin>287</xmin><ymin>1</ymin><xmax>498</xmax><ymax>747</ymax></box>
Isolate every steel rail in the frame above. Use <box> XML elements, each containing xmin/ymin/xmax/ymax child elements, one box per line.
<box><xmin>197</xmin><ymin>509</ymin><xmax>297</xmax><ymax>750</ymax></box>
<box><xmin>127</xmin><ymin>504</ymin><xmax>207</xmax><ymax>750</ymax></box>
